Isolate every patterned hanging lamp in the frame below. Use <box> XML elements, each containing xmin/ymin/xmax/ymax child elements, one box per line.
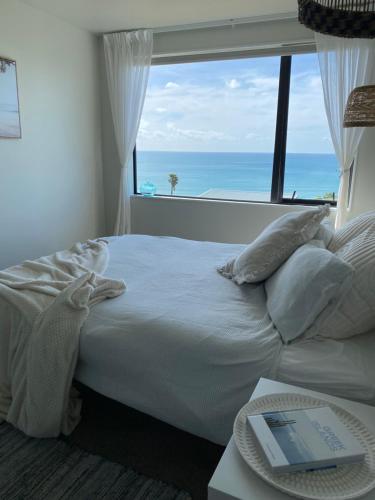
<box><xmin>298</xmin><ymin>0</ymin><xmax>375</xmax><ymax>38</ymax></box>
<box><xmin>343</xmin><ymin>85</ymin><xmax>375</xmax><ymax>126</ymax></box>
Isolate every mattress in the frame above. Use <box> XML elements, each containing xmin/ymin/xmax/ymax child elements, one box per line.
<box><xmin>75</xmin><ymin>235</ymin><xmax>281</xmax><ymax>445</ymax></box>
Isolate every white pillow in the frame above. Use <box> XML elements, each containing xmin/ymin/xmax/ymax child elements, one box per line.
<box><xmin>328</xmin><ymin>210</ymin><xmax>375</xmax><ymax>252</ymax></box>
<box><xmin>307</xmin><ymin>227</ymin><xmax>375</xmax><ymax>340</ymax></box>
<box><xmin>265</xmin><ymin>241</ymin><xmax>353</xmax><ymax>344</ymax></box>
<box><xmin>218</xmin><ymin>205</ymin><xmax>330</xmax><ymax>284</ymax></box>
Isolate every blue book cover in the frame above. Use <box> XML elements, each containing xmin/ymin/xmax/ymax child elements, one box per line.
<box><xmin>248</xmin><ymin>406</ymin><xmax>365</xmax><ymax>473</ymax></box>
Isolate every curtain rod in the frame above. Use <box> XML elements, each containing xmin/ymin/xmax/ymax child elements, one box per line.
<box><xmin>102</xmin><ymin>11</ymin><xmax>298</xmax><ymax>36</ymax></box>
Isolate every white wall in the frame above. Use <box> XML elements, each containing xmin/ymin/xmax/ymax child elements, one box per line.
<box><xmin>0</xmin><ymin>0</ymin><xmax>104</xmax><ymax>268</ymax></box>
<box><xmin>131</xmin><ymin>196</ymin><xmax>335</xmax><ymax>243</ymax></box>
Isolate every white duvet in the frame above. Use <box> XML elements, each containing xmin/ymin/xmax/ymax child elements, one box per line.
<box><xmin>76</xmin><ymin>235</ymin><xmax>375</xmax><ymax>445</ymax></box>
<box><xmin>76</xmin><ymin>235</ymin><xmax>282</xmax><ymax>444</ymax></box>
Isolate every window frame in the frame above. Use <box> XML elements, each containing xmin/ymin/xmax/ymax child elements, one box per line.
<box><xmin>133</xmin><ymin>51</ymin><xmax>337</xmax><ymax>207</ymax></box>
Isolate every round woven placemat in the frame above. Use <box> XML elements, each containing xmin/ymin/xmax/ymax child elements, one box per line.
<box><xmin>234</xmin><ymin>392</ymin><xmax>375</xmax><ymax>500</ymax></box>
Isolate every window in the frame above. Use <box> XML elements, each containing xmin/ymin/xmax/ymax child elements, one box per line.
<box><xmin>135</xmin><ymin>52</ymin><xmax>339</xmax><ymax>204</ymax></box>
<box><xmin>283</xmin><ymin>53</ymin><xmax>338</xmax><ymax>203</ymax></box>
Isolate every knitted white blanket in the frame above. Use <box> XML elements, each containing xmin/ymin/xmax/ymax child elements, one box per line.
<box><xmin>0</xmin><ymin>240</ymin><xmax>125</xmax><ymax>437</ymax></box>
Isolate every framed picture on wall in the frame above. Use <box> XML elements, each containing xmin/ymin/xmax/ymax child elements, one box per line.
<box><xmin>0</xmin><ymin>57</ymin><xmax>21</xmax><ymax>139</ymax></box>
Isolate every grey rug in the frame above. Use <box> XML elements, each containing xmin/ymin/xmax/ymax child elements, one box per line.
<box><xmin>0</xmin><ymin>423</ymin><xmax>191</xmax><ymax>500</ymax></box>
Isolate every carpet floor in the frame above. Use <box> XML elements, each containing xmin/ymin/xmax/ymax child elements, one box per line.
<box><xmin>67</xmin><ymin>383</ymin><xmax>225</xmax><ymax>500</ymax></box>
<box><xmin>0</xmin><ymin>422</ymin><xmax>191</xmax><ymax>500</ymax></box>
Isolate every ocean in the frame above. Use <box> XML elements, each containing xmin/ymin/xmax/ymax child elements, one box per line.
<box><xmin>136</xmin><ymin>150</ymin><xmax>339</xmax><ymax>201</ymax></box>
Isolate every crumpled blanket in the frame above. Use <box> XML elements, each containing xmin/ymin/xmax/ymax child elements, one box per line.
<box><xmin>0</xmin><ymin>240</ymin><xmax>125</xmax><ymax>437</ymax></box>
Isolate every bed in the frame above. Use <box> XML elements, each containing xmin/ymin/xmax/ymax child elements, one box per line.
<box><xmin>74</xmin><ymin>235</ymin><xmax>375</xmax><ymax>445</ymax></box>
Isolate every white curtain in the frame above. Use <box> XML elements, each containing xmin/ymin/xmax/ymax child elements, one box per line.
<box><xmin>315</xmin><ymin>33</ymin><xmax>375</xmax><ymax>228</ymax></box>
<box><xmin>104</xmin><ymin>30</ymin><xmax>153</xmax><ymax>235</ymax></box>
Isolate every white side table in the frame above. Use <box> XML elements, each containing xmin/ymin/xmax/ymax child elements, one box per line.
<box><xmin>208</xmin><ymin>378</ymin><xmax>375</xmax><ymax>500</ymax></box>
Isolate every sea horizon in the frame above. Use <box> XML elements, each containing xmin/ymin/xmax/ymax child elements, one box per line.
<box><xmin>137</xmin><ymin>150</ymin><xmax>339</xmax><ymax>201</ymax></box>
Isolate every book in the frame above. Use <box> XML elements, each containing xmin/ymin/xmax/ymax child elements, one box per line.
<box><xmin>247</xmin><ymin>406</ymin><xmax>365</xmax><ymax>473</ymax></box>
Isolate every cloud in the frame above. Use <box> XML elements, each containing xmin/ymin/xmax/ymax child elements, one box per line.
<box><xmin>308</xmin><ymin>75</ymin><xmax>323</xmax><ymax>90</ymax></box>
<box><xmin>226</xmin><ymin>78</ymin><xmax>241</xmax><ymax>89</ymax></box>
<box><xmin>138</xmin><ymin>79</ymin><xmax>279</xmax><ymax>152</ymax></box>
<box><xmin>137</xmin><ymin>55</ymin><xmax>334</xmax><ymax>154</ymax></box>
<box><xmin>166</xmin><ymin>122</ymin><xmax>234</xmax><ymax>142</ymax></box>
<box><xmin>139</xmin><ymin>118</ymin><xmax>150</xmax><ymax>130</ymax></box>
<box><xmin>249</xmin><ymin>76</ymin><xmax>279</xmax><ymax>91</ymax></box>
<box><xmin>138</xmin><ymin>130</ymin><xmax>169</xmax><ymax>141</ymax></box>
<box><xmin>165</xmin><ymin>81</ymin><xmax>180</xmax><ymax>89</ymax></box>
<box><xmin>245</xmin><ymin>132</ymin><xmax>259</xmax><ymax>140</ymax></box>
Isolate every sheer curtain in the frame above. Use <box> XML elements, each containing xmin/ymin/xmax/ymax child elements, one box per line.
<box><xmin>104</xmin><ymin>30</ymin><xmax>153</xmax><ymax>235</ymax></box>
<box><xmin>315</xmin><ymin>33</ymin><xmax>375</xmax><ymax>228</ymax></box>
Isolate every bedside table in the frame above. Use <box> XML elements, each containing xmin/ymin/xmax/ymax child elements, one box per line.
<box><xmin>208</xmin><ymin>378</ymin><xmax>375</xmax><ymax>500</ymax></box>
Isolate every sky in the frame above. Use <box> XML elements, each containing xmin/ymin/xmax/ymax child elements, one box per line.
<box><xmin>137</xmin><ymin>52</ymin><xmax>335</xmax><ymax>155</ymax></box>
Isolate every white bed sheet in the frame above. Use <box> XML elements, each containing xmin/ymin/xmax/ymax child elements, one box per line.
<box><xmin>276</xmin><ymin>331</ymin><xmax>375</xmax><ymax>405</ymax></box>
<box><xmin>75</xmin><ymin>235</ymin><xmax>281</xmax><ymax>445</ymax></box>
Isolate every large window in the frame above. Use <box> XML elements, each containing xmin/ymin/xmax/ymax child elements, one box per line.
<box><xmin>135</xmin><ymin>52</ymin><xmax>339</xmax><ymax>204</ymax></box>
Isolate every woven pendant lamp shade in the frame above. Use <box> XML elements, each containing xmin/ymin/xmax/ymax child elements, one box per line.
<box><xmin>298</xmin><ymin>0</ymin><xmax>375</xmax><ymax>38</ymax></box>
<box><xmin>343</xmin><ymin>85</ymin><xmax>375</xmax><ymax>126</ymax></box>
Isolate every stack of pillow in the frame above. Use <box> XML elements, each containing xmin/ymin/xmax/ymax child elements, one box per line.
<box><xmin>218</xmin><ymin>207</ymin><xmax>375</xmax><ymax>344</ymax></box>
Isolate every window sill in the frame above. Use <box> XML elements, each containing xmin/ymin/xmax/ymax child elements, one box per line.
<box><xmin>131</xmin><ymin>194</ymin><xmax>336</xmax><ymax>209</ymax></box>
